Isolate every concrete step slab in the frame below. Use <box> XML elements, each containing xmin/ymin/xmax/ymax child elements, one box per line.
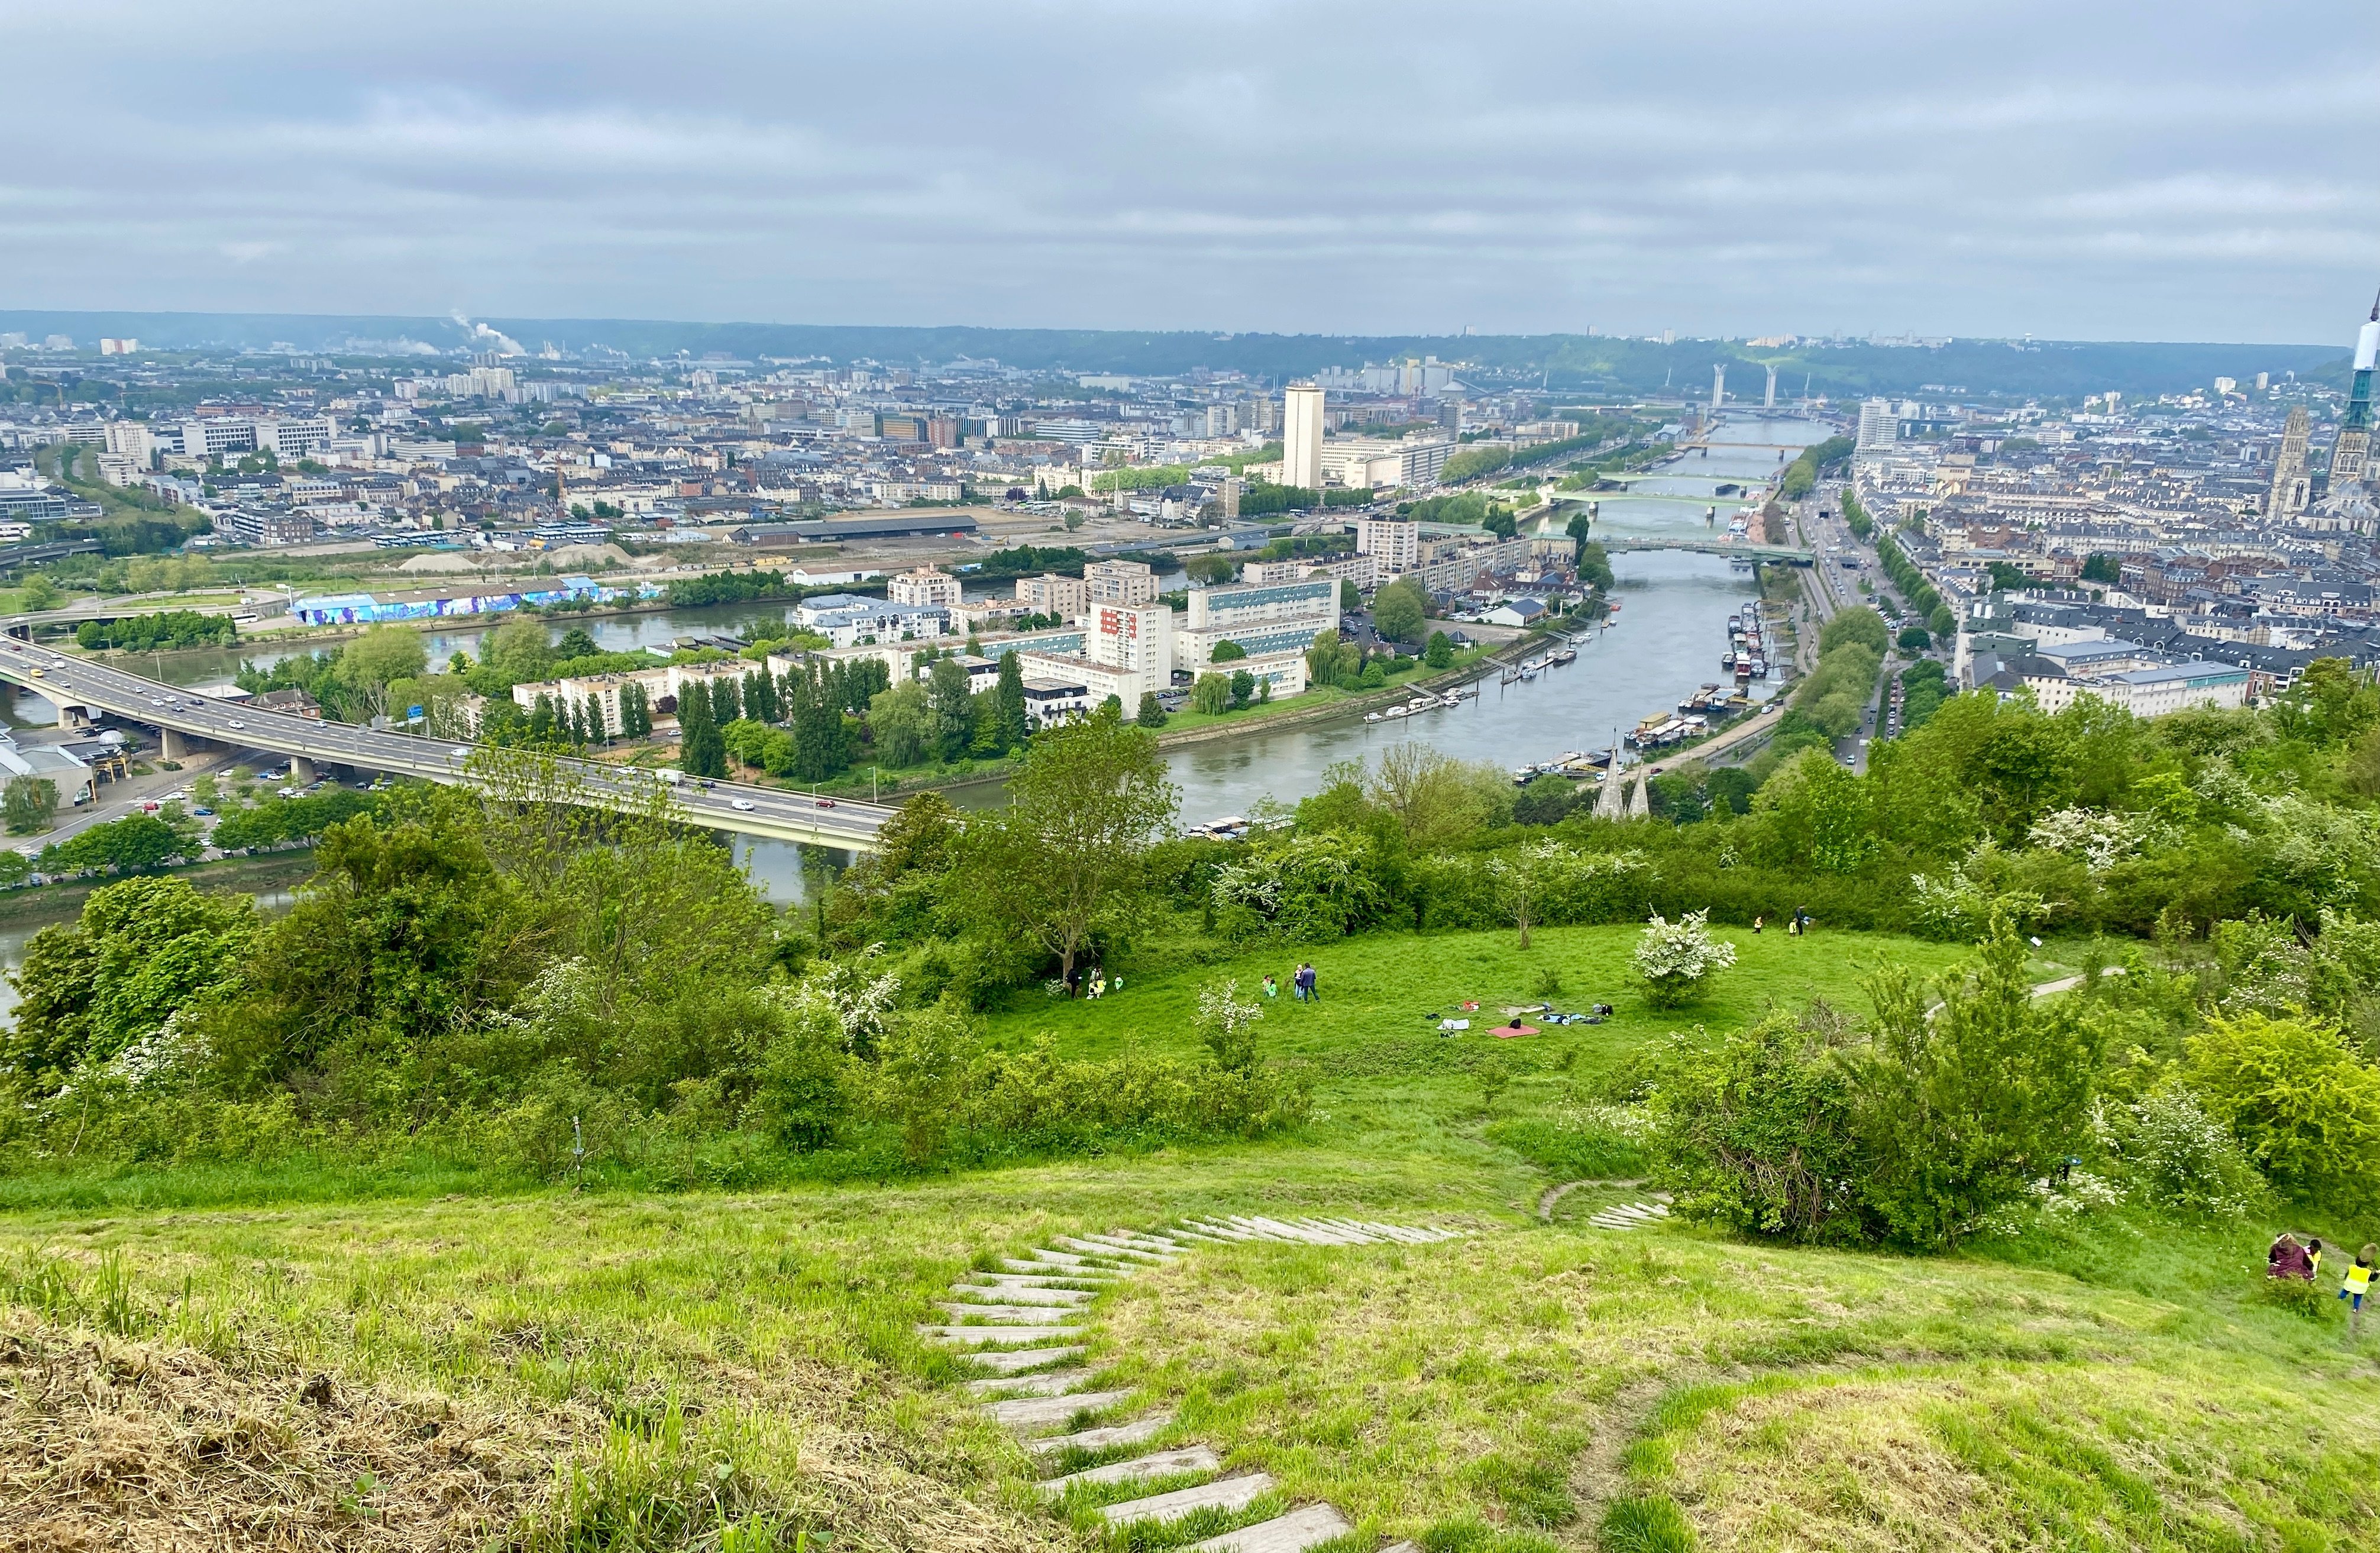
<box><xmin>1100</xmin><ymin>1472</ymin><xmax>1274</xmax><ymax>1527</ymax></box>
<box><xmin>1091</xmin><ymin>1231</ymin><xmax>1186</xmax><ymax>1253</ymax></box>
<box><xmin>1189</xmin><ymin>1503</ymin><xmax>1357</xmax><ymax>1552</ymax></box>
<box><xmin>967</xmin><ymin>1345</ymin><xmax>1085</xmax><ymax>1374</ymax></box>
<box><xmin>918</xmin><ymin>1324</ymin><xmax>1081</xmax><ymax>1345</ymax></box>
<box><xmin>1039</xmin><ymin>1444</ymin><xmax>1221</xmax><ymax>1494</ymax></box>
<box><xmin>1053</xmin><ymin>1236</ymin><xmax>1168</xmax><ymax>1263</ymax></box>
<box><xmin>934</xmin><ymin>1303</ymin><xmax>1089</xmax><ymax>1323</ymax></box>
<box><xmin>959</xmin><ymin>1274</ymin><xmax>1105</xmax><ymax>1293</ymax></box>
<box><xmin>981</xmin><ymin>1389</ymin><xmax>1132</xmax><ymax>1431</ymax></box>
<box><xmin>1027</xmin><ymin>1410</ymin><xmax>1173</xmax><ymax>1457</ymax></box>
<box><xmin>966</xmin><ymin>1367</ymin><xmax>1094</xmax><ymax>1397</ymax></box>
<box><xmin>1000</xmin><ymin>1259</ymin><xmax>1115</xmax><ymax>1277</ymax></box>
<box><xmin>948</xmin><ymin>1286</ymin><xmax>1095</xmax><ymax>1306</ymax></box>
<box><xmin>1015</xmin><ymin>1249</ymin><xmax>1092</xmax><ymax>1266</ymax></box>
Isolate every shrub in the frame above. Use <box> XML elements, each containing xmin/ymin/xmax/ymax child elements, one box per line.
<box><xmin>2188</xmin><ymin>1009</ymin><xmax>2380</xmax><ymax>1202</ymax></box>
<box><xmin>1649</xmin><ymin>1012</ymin><xmax>1871</xmax><ymax>1241</ymax></box>
<box><xmin>2122</xmin><ymin>1085</ymin><xmax>2267</xmax><ymax>1218</ymax></box>
<box><xmin>1633</xmin><ymin>909</ymin><xmax>1737</xmax><ymax>1008</ymax></box>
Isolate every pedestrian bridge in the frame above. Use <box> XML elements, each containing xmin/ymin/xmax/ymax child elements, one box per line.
<box><xmin>0</xmin><ymin>647</ymin><xmax>892</xmax><ymax>851</ymax></box>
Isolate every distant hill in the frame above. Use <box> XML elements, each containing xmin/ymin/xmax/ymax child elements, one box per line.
<box><xmin>0</xmin><ymin>308</ymin><xmax>2346</xmax><ymax>401</ymax></box>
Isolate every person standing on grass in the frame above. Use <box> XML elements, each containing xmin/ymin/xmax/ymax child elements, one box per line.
<box><xmin>2342</xmin><ymin>1244</ymin><xmax>2376</xmax><ymax>1338</ymax></box>
<box><xmin>1262</xmin><ymin>973</ymin><xmax>1279</xmax><ymax>1000</ymax></box>
<box><xmin>1303</xmin><ymin>962</ymin><xmax>1321</xmax><ymax>1003</ymax></box>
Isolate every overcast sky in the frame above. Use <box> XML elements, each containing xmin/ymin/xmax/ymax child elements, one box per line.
<box><xmin>5</xmin><ymin>1</ymin><xmax>2375</xmax><ymax>344</ymax></box>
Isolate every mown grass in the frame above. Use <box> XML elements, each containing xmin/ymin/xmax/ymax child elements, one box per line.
<box><xmin>7</xmin><ymin>924</ymin><xmax>2379</xmax><ymax>1549</ymax></box>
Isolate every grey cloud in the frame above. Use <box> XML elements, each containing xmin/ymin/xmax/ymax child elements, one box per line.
<box><xmin>1</xmin><ymin>0</ymin><xmax>2374</xmax><ymax>341</ymax></box>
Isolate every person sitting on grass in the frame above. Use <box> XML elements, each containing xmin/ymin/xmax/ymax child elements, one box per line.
<box><xmin>2269</xmin><ymin>1232</ymin><xmax>2314</xmax><ymax>1281</ymax></box>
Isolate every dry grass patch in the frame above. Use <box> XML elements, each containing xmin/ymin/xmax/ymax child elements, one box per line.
<box><xmin>0</xmin><ymin>1306</ymin><xmax>580</xmax><ymax>1551</ymax></box>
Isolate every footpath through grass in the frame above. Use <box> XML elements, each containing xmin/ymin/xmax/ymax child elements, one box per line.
<box><xmin>5</xmin><ymin>924</ymin><xmax>2378</xmax><ymax>1551</ymax></box>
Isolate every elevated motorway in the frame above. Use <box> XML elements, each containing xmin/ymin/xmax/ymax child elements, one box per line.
<box><xmin>0</xmin><ymin>643</ymin><xmax>893</xmax><ymax>851</ymax></box>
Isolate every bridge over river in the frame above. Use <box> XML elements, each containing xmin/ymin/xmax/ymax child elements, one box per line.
<box><xmin>0</xmin><ymin>642</ymin><xmax>891</xmax><ymax>850</ymax></box>
<box><xmin>1597</xmin><ymin>535</ymin><xmax>1812</xmax><ymax>564</ymax></box>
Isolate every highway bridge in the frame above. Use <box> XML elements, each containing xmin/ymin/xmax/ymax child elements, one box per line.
<box><xmin>1598</xmin><ymin>536</ymin><xmax>1813</xmax><ymax>564</ymax></box>
<box><xmin>0</xmin><ymin>643</ymin><xmax>893</xmax><ymax>851</ymax></box>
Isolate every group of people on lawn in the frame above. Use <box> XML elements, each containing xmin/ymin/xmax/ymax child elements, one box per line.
<box><xmin>2269</xmin><ymin>1232</ymin><xmax>2379</xmax><ymax>1336</ymax></box>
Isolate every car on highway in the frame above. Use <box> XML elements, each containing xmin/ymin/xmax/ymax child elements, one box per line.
<box><xmin>27</xmin><ymin>669</ymin><xmax>41</xmax><ymax>679</ymax></box>
<box><xmin>729</xmin><ymin>798</ymin><xmax>756</xmax><ymax>812</ymax></box>
<box><xmin>225</xmin><ymin>719</ymin><xmax>244</xmax><ymax>729</ymax></box>
<box><xmin>815</xmin><ymin>798</ymin><xmax>837</xmax><ymax>809</ymax></box>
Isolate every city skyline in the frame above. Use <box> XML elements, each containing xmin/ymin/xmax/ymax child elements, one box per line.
<box><xmin>4</xmin><ymin>1</ymin><xmax>2376</xmax><ymax>344</ymax></box>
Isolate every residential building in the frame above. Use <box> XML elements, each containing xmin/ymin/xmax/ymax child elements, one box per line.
<box><xmin>214</xmin><ymin>507</ymin><xmax>318</xmax><ymax>546</ymax></box>
<box><xmin>1085</xmin><ymin>557</ymin><xmax>1159</xmax><ymax>605</ymax></box>
<box><xmin>1016</xmin><ymin>572</ymin><xmax>1089</xmax><ymax>618</ymax></box>
<box><xmin>1356</xmin><ymin>516</ymin><xmax>1420</xmax><ymax>574</ymax></box>
<box><xmin>1856</xmin><ymin>399</ymin><xmax>1897</xmax><ymax>451</ymax></box>
<box><xmin>887</xmin><ymin>566</ymin><xmax>962</xmax><ymax>608</ymax></box>
<box><xmin>1176</xmin><ymin>576</ymin><xmax>1337</xmax><ymax>666</ymax></box>
<box><xmin>1282</xmin><ymin>385</ymin><xmax>1325</xmax><ymax>489</ymax></box>
<box><xmin>104</xmin><ymin>422</ymin><xmax>154</xmax><ymax>462</ymax></box>
<box><xmin>793</xmin><ymin>592</ymin><xmax>952</xmax><ymax>647</ymax></box>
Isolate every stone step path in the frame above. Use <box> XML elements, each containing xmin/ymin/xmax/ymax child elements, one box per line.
<box><xmin>1039</xmin><ymin>1444</ymin><xmax>1221</xmax><ymax>1495</ymax></box>
<box><xmin>922</xmin><ymin>1216</ymin><xmax>1460</xmax><ymax>1552</ymax></box>
<box><xmin>1584</xmin><ymin>1200</ymin><xmax>1672</xmax><ymax>1231</ymax></box>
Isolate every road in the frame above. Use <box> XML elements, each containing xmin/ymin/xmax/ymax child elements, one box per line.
<box><xmin>0</xmin><ymin>644</ymin><xmax>895</xmax><ymax>851</ymax></box>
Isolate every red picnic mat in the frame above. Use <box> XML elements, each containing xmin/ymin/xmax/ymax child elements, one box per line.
<box><xmin>1489</xmin><ymin>1024</ymin><xmax>1539</xmax><ymax>1039</ymax></box>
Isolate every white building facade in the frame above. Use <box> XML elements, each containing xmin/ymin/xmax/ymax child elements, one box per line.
<box><xmin>1282</xmin><ymin>385</ymin><xmax>1325</xmax><ymax>489</ymax></box>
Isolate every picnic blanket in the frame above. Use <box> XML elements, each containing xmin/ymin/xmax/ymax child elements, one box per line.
<box><xmin>1489</xmin><ymin>1023</ymin><xmax>1540</xmax><ymax>1039</ymax></box>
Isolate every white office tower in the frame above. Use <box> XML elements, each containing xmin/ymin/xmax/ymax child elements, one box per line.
<box><xmin>1857</xmin><ymin>399</ymin><xmax>1897</xmax><ymax>449</ymax></box>
<box><xmin>1711</xmin><ymin>364</ymin><xmax>1725</xmax><ymax>410</ymax></box>
<box><xmin>1764</xmin><ymin>365</ymin><xmax>1777</xmax><ymax>408</ymax></box>
<box><xmin>1283</xmin><ymin>385</ymin><xmax>1325</xmax><ymax>489</ymax></box>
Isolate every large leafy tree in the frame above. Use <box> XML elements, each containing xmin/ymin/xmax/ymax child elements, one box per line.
<box><xmin>2</xmin><ymin>876</ymin><xmax>257</xmax><ymax>1089</ymax></box>
<box><xmin>956</xmin><ymin>703</ymin><xmax>1178</xmax><ymax>984</ymax></box>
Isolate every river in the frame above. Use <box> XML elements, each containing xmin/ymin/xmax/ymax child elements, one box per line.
<box><xmin>1162</xmin><ymin>413</ymin><xmax>1834</xmax><ymax>822</ymax></box>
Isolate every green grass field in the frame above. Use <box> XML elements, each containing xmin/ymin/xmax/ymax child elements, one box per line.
<box><xmin>6</xmin><ymin>924</ymin><xmax>2380</xmax><ymax>1550</ymax></box>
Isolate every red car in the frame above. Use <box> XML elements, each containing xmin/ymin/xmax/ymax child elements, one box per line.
<box><xmin>815</xmin><ymin>798</ymin><xmax>837</xmax><ymax>809</ymax></box>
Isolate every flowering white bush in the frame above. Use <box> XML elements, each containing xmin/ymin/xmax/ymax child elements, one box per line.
<box><xmin>1907</xmin><ymin>851</ymin><xmax>2048</xmax><ymax>942</ymax></box>
<box><xmin>1632</xmin><ymin>909</ymin><xmax>1738</xmax><ymax>1008</ymax></box>
<box><xmin>2027</xmin><ymin>806</ymin><xmax>2159</xmax><ymax>872</ymax></box>
<box><xmin>1194</xmin><ymin>977</ymin><xmax>1266</xmax><ymax>1070</ymax></box>
<box><xmin>2126</xmin><ymin>1085</ymin><xmax>2267</xmax><ymax>1219</ymax></box>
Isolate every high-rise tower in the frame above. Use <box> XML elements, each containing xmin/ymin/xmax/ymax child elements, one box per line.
<box><xmin>2270</xmin><ymin>405</ymin><xmax>2312</xmax><ymax>516</ymax></box>
<box><xmin>1282</xmin><ymin>385</ymin><xmax>1324</xmax><ymax>490</ymax></box>
<box><xmin>2330</xmin><ymin>290</ymin><xmax>2380</xmax><ymax>487</ymax></box>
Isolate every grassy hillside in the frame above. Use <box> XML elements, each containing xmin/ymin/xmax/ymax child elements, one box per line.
<box><xmin>5</xmin><ymin>1126</ymin><xmax>2376</xmax><ymax>1550</ymax></box>
<box><xmin>5</xmin><ymin>922</ymin><xmax>2377</xmax><ymax>1550</ymax></box>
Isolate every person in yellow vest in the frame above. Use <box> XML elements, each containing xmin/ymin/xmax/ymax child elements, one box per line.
<box><xmin>2342</xmin><ymin>1244</ymin><xmax>2378</xmax><ymax>1340</ymax></box>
